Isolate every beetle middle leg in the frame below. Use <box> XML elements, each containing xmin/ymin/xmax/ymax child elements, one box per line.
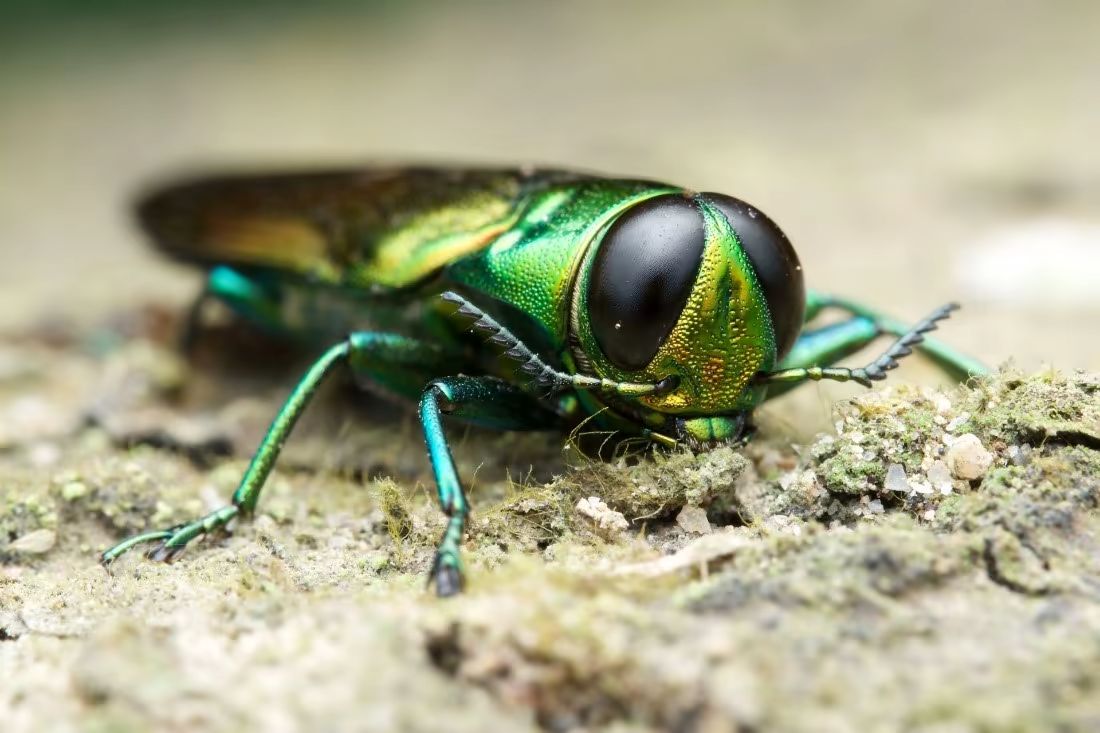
<box><xmin>100</xmin><ymin>331</ymin><xmax>468</xmax><ymax>567</ymax></box>
<box><xmin>758</xmin><ymin>303</ymin><xmax>964</xmax><ymax>391</ymax></box>
<box><xmin>418</xmin><ymin>376</ymin><xmax>561</xmax><ymax>596</ymax></box>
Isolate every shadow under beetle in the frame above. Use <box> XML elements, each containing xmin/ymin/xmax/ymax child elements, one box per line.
<box><xmin>100</xmin><ymin>167</ymin><xmax>987</xmax><ymax>595</ymax></box>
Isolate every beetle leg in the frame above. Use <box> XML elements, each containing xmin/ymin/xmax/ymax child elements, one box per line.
<box><xmin>418</xmin><ymin>376</ymin><xmax>560</xmax><ymax>596</ymax></box>
<box><xmin>759</xmin><ymin>316</ymin><xmax>882</xmax><ymax>399</ymax></box>
<box><xmin>803</xmin><ymin>289</ymin><xmax>988</xmax><ymax>380</ymax></box>
<box><xmin>100</xmin><ymin>339</ymin><xmax>351</xmax><ymax>565</ymax></box>
<box><xmin>100</xmin><ymin>332</ymin><xmax>467</xmax><ymax>567</ymax></box>
<box><xmin>757</xmin><ymin>303</ymin><xmax>961</xmax><ymax>389</ymax></box>
<box><xmin>178</xmin><ymin>280</ymin><xmax>212</xmax><ymax>354</ymax></box>
<box><xmin>209</xmin><ymin>265</ymin><xmax>288</xmax><ymax>331</ymax></box>
<box><xmin>780</xmin><ymin>316</ymin><xmax>880</xmax><ymax>372</ymax></box>
<box><xmin>178</xmin><ymin>265</ymin><xmax>291</xmax><ymax>352</ymax></box>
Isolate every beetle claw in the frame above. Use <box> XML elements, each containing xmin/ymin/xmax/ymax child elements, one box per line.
<box><xmin>430</xmin><ymin>554</ymin><xmax>465</xmax><ymax>597</ymax></box>
<box><xmin>146</xmin><ymin>533</ymin><xmax>191</xmax><ymax>563</ymax></box>
<box><xmin>147</xmin><ymin>542</ymin><xmax>182</xmax><ymax>563</ymax></box>
<box><xmin>434</xmin><ymin>566</ymin><xmax>464</xmax><ymax>597</ymax></box>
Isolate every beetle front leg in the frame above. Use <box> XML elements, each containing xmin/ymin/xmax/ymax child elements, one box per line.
<box><xmin>101</xmin><ymin>331</ymin><xmax>461</xmax><ymax>567</ymax></box>
<box><xmin>418</xmin><ymin>376</ymin><xmax>560</xmax><ymax>596</ymax></box>
<box><xmin>100</xmin><ymin>339</ymin><xmax>353</xmax><ymax>565</ymax></box>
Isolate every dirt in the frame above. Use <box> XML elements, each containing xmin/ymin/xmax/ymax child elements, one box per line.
<box><xmin>1</xmin><ymin>309</ymin><xmax>1098</xmax><ymax>733</ymax></box>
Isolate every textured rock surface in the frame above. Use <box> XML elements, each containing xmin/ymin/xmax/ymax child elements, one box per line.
<box><xmin>1</xmin><ymin>320</ymin><xmax>1098</xmax><ymax>732</ymax></box>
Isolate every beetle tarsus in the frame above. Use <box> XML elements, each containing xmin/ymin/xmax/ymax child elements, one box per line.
<box><xmin>431</xmin><ymin>560</ymin><xmax>465</xmax><ymax>598</ymax></box>
<box><xmin>103</xmin><ymin>505</ymin><xmax>241</xmax><ymax>567</ymax></box>
<box><xmin>147</xmin><ymin>540</ymin><xmax>188</xmax><ymax>563</ymax></box>
<box><xmin>99</xmin><ymin>525</ymin><xmax>185</xmax><ymax>567</ymax></box>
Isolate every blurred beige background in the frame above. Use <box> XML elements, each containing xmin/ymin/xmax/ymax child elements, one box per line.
<box><xmin>2</xmin><ymin>0</ymin><xmax>1098</xmax><ymax>370</ymax></box>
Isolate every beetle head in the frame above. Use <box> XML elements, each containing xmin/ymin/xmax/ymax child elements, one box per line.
<box><xmin>570</xmin><ymin>191</ymin><xmax>805</xmax><ymax>423</ymax></box>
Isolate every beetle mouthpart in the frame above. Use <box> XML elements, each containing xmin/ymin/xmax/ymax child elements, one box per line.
<box><xmin>674</xmin><ymin>414</ymin><xmax>750</xmax><ymax>447</ymax></box>
<box><xmin>653</xmin><ymin>375</ymin><xmax>681</xmax><ymax>395</ymax></box>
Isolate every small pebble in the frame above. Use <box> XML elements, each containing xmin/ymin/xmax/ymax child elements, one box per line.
<box><xmin>910</xmin><ymin>480</ymin><xmax>934</xmax><ymax>496</ymax></box>
<box><xmin>9</xmin><ymin>529</ymin><xmax>57</xmax><ymax>554</ymax></box>
<box><xmin>945</xmin><ymin>413</ymin><xmax>969</xmax><ymax>433</ymax></box>
<box><xmin>1007</xmin><ymin>444</ymin><xmax>1032</xmax><ymax>466</ymax></box>
<box><xmin>763</xmin><ymin>514</ymin><xmax>802</xmax><ymax>536</ymax></box>
<box><xmin>676</xmin><ymin>505</ymin><xmax>712</xmax><ymax>535</ymax></box>
<box><xmin>885</xmin><ymin>463</ymin><xmax>910</xmax><ymax>493</ymax></box>
<box><xmin>28</xmin><ymin>442</ymin><xmax>61</xmax><ymax>468</ymax></box>
<box><xmin>575</xmin><ymin>496</ymin><xmax>629</xmax><ymax>533</ymax></box>
<box><xmin>946</xmin><ymin>433</ymin><xmax>994</xmax><ymax>480</ymax></box>
<box><xmin>927</xmin><ymin>461</ymin><xmax>953</xmax><ymax>495</ymax></box>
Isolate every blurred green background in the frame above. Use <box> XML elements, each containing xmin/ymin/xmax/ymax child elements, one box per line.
<box><xmin>2</xmin><ymin>0</ymin><xmax>1098</xmax><ymax>369</ymax></box>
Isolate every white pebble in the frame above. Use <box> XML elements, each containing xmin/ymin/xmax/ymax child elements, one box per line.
<box><xmin>910</xmin><ymin>480</ymin><xmax>934</xmax><ymax>496</ymax></box>
<box><xmin>945</xmin><ymin>413</ymin><xmax>969</xmax><ymax>433</ymax></box>
<box><xmin>946</xmin><ymin>433</ymin><xmax>994</xmax><ymax>480</ymax></box>
<box><xmin>927</xmin><ymin>461</ymin><xmax>954</xmax><ymax>495</ymax></box>
<box><xmin>9</xmin><ymin>528</ymin><xmax>56</xmax><ymax>554</ymax></box>
<box><xmin>575</xmin><ymin>496</ymin><xmax>629</xmax><ymax>533</ymax></box>
<box><xmin>676</xmin><ymin>505</ymin><xmax>712</xmax><ymax>535</ymax></box>
<box><xmin>884</xmin><ymin>463</ymin><xmax>910</xmax><ymax>493</ymax></box>
<box><xmin>763</xmin><ymin>514</ymin><xmax>802</xmax><ymax>537</ymax></box>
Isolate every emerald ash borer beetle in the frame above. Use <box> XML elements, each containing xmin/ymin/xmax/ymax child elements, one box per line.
<box><xmin>101</xmin><ymin>166</ymin><xmax>987</xmax><ymax>595</ymax></box>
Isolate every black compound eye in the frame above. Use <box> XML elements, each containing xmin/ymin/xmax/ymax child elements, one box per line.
<box><xmin>704</xmin><ymin>193</ymin><xmax>805</xmax><ymax>361</ymax></box>
<box><xmin>587</xmin><ymin>194</ymin><xmax>705</xmax><ymax>371</ymax></box>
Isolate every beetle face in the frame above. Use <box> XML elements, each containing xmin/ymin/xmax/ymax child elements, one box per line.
<box><xmin>573</xmin><ymin>191</ymin><xmax>804</xmax><ymax>419</ymax></box>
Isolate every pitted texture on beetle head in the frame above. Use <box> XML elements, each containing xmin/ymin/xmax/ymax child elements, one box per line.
<box><xmin>573</xmin><ymin>196</ymin><xmax>778</xmax><ymax>416</ymax></box>
<box><xmin>637</xmin><ymin>200</ymin><xmax>775</xmax><ymax>413</ymax></box>
<box><xmin>703</xmin><ymin>193</ymin><xmax>804</xmax><ymax>361</ymax></box>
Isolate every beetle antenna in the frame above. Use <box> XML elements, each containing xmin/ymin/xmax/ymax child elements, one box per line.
<box><xmin>440</xmin><ymin>292</ymin><xmax>676</xmax><ymax>398</ymax></box>
<box><xmin>857</xmin><ymin>302</ymin><xmax>960</xmax><ymax>383</ymax></box>
<box><xmin>756</xmin><ymin>303</ymin><xmax>959</xmax><ymax>388</ymax></box>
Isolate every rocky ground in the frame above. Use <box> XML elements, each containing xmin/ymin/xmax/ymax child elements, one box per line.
<box><xmin>1</xmin><ymin>310</ymin><xmax>1098</xmax><ymax>732</ymax></box>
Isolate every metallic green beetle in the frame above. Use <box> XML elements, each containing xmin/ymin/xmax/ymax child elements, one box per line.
<box><xmin>101</xmin><ymin>167</ymin><xmax>986</xmax><ymax>595</ymax></box>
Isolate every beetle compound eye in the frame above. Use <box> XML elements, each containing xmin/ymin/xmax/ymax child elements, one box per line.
<box><xmin>704</xmin><ymin>194</ymin><xmax>805</xmax><ymax>361</ymax></box>
<box><xmin>587</xmin><ymin>195</ymin><xmax>706</xmax><ymax>371</ymax></box>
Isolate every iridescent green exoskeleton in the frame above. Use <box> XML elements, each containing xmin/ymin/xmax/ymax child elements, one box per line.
<box><xmin>101</xmin><ymin>167</ymin><xmax>987</xmax><ymax>595</ymax></box>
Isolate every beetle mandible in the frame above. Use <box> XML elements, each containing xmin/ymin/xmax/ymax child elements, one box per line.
<box><xmin>101</xmin><ymin>167</ymin><xmax>987</xmax><ymax>595</ymax></box>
